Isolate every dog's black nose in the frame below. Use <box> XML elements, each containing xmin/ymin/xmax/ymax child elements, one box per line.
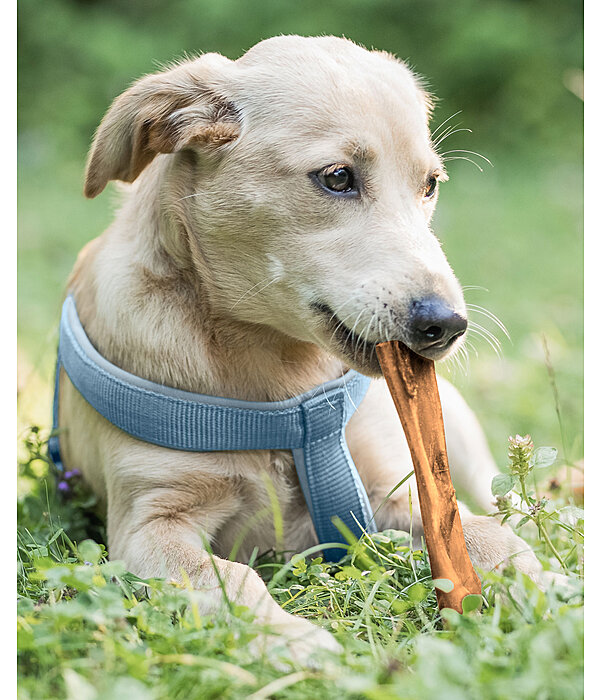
<box><xmin>408</xmin><ymin>297</ymin><xmax>467</xmax><ymax>353</ymax></box>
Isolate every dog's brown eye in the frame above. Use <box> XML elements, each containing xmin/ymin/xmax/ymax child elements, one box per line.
<box><xmin>424</xmin><ymin>175</ymin><xmax>438</xmax><ymax>198</ymax></box>
<box><xmin>317</xmin><ymin>165</ymin><xmax>355</xmax><ymax>193</ymax></box>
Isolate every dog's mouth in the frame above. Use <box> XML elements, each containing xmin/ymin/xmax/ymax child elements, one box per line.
<box><xmin>311</xmin><ymin>302</ymin><xmax>463</xmax><ymax>375</ymax></box>
<box><xmin>311</xmin><ymin>302</ymin><xmax>385</xmax><ymax>375</ymax></box>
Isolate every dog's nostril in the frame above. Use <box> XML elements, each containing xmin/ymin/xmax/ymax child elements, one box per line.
<box><xmin>421</xmin><ymin>325</ymin><xmax>444</xmax><ymax>341</ymax></box>
<box><xmin>409</xmin><ymin>297</ymin><xmax>467</xmax><ymax>352</ymax></box>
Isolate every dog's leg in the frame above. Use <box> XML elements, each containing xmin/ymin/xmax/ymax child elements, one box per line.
<box><xmin>436</xmin><ymin>376</ymin><xmax>500</xmax><ymax>512</ymax></box>
<box><xmin>60</xmin><ymin>384</ymin><xmax>338</xmax><ymax>662</ymax></box>
<box><xmin>105</xmin><ymin>482</ymin><xmax>340</xmax><ymax>663</ymax></box>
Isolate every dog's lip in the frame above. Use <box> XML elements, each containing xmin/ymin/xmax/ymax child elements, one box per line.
<box><xmin>311</xmin><ymin>301</ymin><xmax>461</xmax><ymax>363</ymax></box>
<box><xmin>415</xmin><ymin>335</ymin><xmax>460</xmax><ymax>359</ymax></box>
<box><xmin>311</xmin><ymin>302</ymin><xmax>380</xmax><ymax>362</ymax></box>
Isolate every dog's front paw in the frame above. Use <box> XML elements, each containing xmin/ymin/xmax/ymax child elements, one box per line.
<box><xmin>534</xmin><ymin>569</ymin><xmax>572</xmax><ymax>592</ymax></box>
<box><xmin>461</xmin><ymin>515</ymin><xmax>562</xmax><ymax>590</ymax></box>
<box><xmin>250</xmin><ymin>612</ymin><xmax>341</xmax><ymax>669</ymax></box>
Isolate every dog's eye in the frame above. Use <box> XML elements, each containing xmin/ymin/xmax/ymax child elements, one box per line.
<box><xmin>424</xmin><ymin>175</ymin><xmax>438</xmax><ymax>199</ymax></box>
<box><xmin>316</xmin><ymin>165</ymin><xmax>355</xmax><ymax>193</ymax></box>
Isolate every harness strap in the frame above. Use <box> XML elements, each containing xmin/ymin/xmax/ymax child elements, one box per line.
<box><xmin>50</xmin><ymin>295</ymin><xmax>376</xmax><ymax>560</ymax></box>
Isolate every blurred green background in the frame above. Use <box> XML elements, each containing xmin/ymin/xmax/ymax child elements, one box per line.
<box><xmin>17</xmin><ymin>0</ymin><xmax>583</xmax><ymax>467</ymax></box>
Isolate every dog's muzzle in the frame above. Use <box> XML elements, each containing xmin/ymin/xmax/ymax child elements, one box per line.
<box><xmin>312</xmin><ymin>294</ymin><xmax>467</xmax><ymax>372</ymax></box>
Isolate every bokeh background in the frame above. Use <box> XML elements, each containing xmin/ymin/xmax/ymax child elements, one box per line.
<box><xmin>18</xmin><ymin>0</ymin><xmax>583</xmax><ymax>468</ymax></box>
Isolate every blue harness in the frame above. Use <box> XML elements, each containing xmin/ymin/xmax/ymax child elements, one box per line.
<box><xmin>49</xmin><ymin>296</ymin><xmax>376</xmax><ymax>560</ymax></box>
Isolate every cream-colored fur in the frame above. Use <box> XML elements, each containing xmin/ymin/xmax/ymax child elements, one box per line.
<box><xmin>59</xmin><ymin>36</ymin><xmax>560</xmax><ymax>663</ymax></box>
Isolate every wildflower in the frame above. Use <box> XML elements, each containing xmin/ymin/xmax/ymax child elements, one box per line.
<box><xmin>63</xmin><ymin>469</ymin><xmax>81</xmax><ymax>480</ymax></box>
<box><xmin>507</xmin><ymin>434</ymin><xmax>534</xmax><ymax>477</ymax></box>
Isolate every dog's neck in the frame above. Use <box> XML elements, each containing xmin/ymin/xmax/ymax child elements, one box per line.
<box><xmin>69</xmin><ymin>164</ymin><xmax>346</xmax><ymax>402</ymax></box>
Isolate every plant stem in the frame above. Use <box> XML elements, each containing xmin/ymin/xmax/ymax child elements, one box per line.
<box><xmin>538</xmin><ymin>521</ymin><xmax>568</xmax><ymax>573</ymax></box>
<box><xmin>519</xmin><ymin>475</ymin><xmax>568</xmax><ymax>572</ymax></box>
<box><xmin>518</xmin><ymin>476</ymin><xmax>533</xmax><ymax>508</ymax></box>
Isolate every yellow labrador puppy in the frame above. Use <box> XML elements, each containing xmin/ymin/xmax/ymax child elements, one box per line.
<box><xmin>57</xmin><ymin>35</ymin><xmax>557</xmax><ymax>660</ymax></box>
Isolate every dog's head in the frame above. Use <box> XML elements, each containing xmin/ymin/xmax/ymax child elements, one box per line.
<box><xmin>85</xmin><ymin>36</ymin><xmax>467</xmax><ymax>375</ymax></box>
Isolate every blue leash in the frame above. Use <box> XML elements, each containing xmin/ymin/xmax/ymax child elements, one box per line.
<box><xmin>49</xmin><ymin>295</ymin><xmax>376</xmax><ymax>560</ymax></box>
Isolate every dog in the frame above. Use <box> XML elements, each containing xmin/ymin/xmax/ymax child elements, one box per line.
<box><xmin>57</xmin><ymin>35</ymin><xmax>561</xmax><ymax>662</ymax></box>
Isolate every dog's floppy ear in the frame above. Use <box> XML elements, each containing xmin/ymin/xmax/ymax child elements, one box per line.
<box><xmin>84</xmin><ymin>54</ymin><xmax>239</xmax><ymax>198</ymax></box>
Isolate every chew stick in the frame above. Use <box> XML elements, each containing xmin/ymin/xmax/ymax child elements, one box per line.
<box><xmin>376</xmin><ymin>340</ymin><xmax>481</xmax><ymax>613</ymax></box>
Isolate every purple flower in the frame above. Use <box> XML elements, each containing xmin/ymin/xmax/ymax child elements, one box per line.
<box><xmin>57</xmin><ymin>481</ymin><xmax>70</xmax><ymax>493</ymax></box>
<box><xmin>64</xmin><ymin>469</ymin><xmax>81</xmax><ymax>480</ymax></box>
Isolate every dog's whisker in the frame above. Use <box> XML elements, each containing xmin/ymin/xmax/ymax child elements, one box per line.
<box><xmin>342</xmin><ymin>369</ymin><xmax>359</xmax><ymax>414</ymax></box>
<box><xmin>430</xmin><ymin>110</ymin><xmax>463</xmax><ymax>139</ymax></box>
<box><xmin>446</xmin><ymin>350</ymin><xmax>461</xmax><ymax>378</ymax></box>
<box><xmin>175</xmin><ymin>191</ymin><xmax>203</xmax><ymax>202</ymax></box>
<box><xmin>371</xmin><ymin>299</ymin><xmax>384</xmax><ymax>366</ymax></box>
<box><xmin>356</xmin><ymin>312</ymin><xmax>374</xmax><ymax>363</ymax></box>
<box><xmin>448</xmin><ymin>351</ymin><xmax>463</xmax><ymax>378</ymax></box>
<box><xmin>328</xmin><ymin>310</ymin><xmax>360</xmax><ymax>348</ymax></box>
<box><xmin>440</xmin><ymin>149</ymin><xmax>493</xmax><ymax>167</ymax></box>
<box><xmin>469</xmin><ymin>322</ymin><xmax>502</xmax><ymax>357</ymax></box>
<box><xmin>327</xmin><ymin>297</ymin><xmax>358</xmax><ymax>325</ymax></box>
<box><xmin>462</xmin><ymin>285</ymin><xmax>490</xmax><ymax>293</ymax></box>
<box><xmin>321</xmin><ymin>383</ymin><xmax>337</xmax><ymax>411</ymax></box>
<box><xmin>464</xmin><ymin>337</ymin><xmax>479</xmax><ymax>359</ymax></box>
<box><xmin>457</xmin><ymin>343</ymin><xmax>471</xmax><ymax>374</ymax></box>
<box><xmin>466</xmin><ymin>304</ymin><xmax>510</xmax><ymax>340</ymax></box>
<box><xmin>444</xmin><ymin>336</ymin><xmax>469</xmax><ymax>376</ymax></box>
<box><xmin>469</xmin><ymin>320</ymin><xmax>502</xmax><ymax>351</ymax></box>
<box><xmin>361</xmin><ymin>309</ymin><xmax>377</xmax><ymax>366</ymax></box>
<box><xmin>431</xmin><ymin>120</ymin><xmax>464</xmax><ymax>146</ymax></box>
<box><xmin>346</xmin><ymin>309</ymin><xmax>366</xmax><ymax>341</ymax></box>
<box><xmin>432</xmin><ymin>124</ymin><xmax>460</xmax><ymax>148</ymax></box>
<box><xmin>442</xmin><ymin>156</ymin><xmax>483</xmax><ymax>172</ymax></box>
<box><xmin>341</xmin><ymin>309</ymin><xmax>367</xmax><ymax>359</ymax></box>
<box><xmin>376</xmin><ymin>314</ymin><xmax>385</xmax><ymax>361</ymax></box>
<box><xmin>354</xmin><ymin>318</ymin><xmax>367</xmax><ymax>365</ymax></box>
<box><xmin>465</xmin><ymin>330</ymin><xmax>490</xmax><ymax>357</ymax></box>
<box><xmin>229</xmin><ymin>277</ymin><xmax>278</xmax><ymax>311</ymax></box>
<box><xmin>387</xmin><ymin>307</ymin><xmax>393</xmax><ymax>343</ymax></box>
<box><xmin>229</xmin><ymin>277</ymin><xmax>272</xmax><ymax>310</ymax></box>
<box><xmin>433</xmin><ymin>127</ymin><xmax>473</xmax><ymax>148</ymax></box>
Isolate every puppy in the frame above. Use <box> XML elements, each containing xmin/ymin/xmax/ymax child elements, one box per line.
<box><xmin>58</xmin><ymin>35</ymin><xmax>558</xmax><ymax>661</ymax></box>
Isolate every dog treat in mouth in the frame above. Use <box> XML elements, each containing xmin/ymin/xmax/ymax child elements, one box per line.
<box><xmin>376</xmin><ymin>340</ymin><xmax>481</xmax><ymax>613</ymax></box>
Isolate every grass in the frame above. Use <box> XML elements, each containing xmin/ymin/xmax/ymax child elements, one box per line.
<box><xmin>17</xmin><ymin>424</ymin><xmax>583</xmax><ymax>700</ymax></box>
<box><xmin>18</xmin><ymin>122</ymin><xmax>583</xmax><ymax>699</ymax></box>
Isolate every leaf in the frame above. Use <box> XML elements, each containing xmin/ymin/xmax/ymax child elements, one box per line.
<box><xmin>492</xmin><ymin>474</ymin><xmax>517</xmax><ymax>497</ymax></box>
<box><xmin>432</xmin><ymin>578</ymin><xmax>455</xmax><ymax>593</ymax></box>
<box><xmin>461</xmin><ymin>594</ymin><xmax>483</xmax><ymax>614</ymax></box>
<box><xmin>78</xmin><ymin>539</ymin><xmax>102</xmax><ymax>565</ymax></box>
<box><xmin>531</xmin><ymin>447</ymin><xmax>558</xmax><ymax>469</ymax></box>
<box><xmin>46</xmin><ymin>527</ymin><xmax>65</xmax><ymax>546</ymax></box>
<box><xmin>559</xmin><ymin>505</ymin><xmax>584</xmax><ymax>526</ymax></box>
<box><xmin>515</xmin><ymin>516</ymin><xmax>530</xmax><ymax>529</ymax></box>
<box><xmin>440</xmin><ymin>608</ymin><xmax>462</xmax><ymax>627</ymax></box>
<box><xmin>407</xmin><ymin>583</ymin><xmax>429</xmax><ymax>602</ymax></box>
<box><xmin>391</xmin><ymin>598</ymin><xmax>414</xmax><ymax>614</ymax></box>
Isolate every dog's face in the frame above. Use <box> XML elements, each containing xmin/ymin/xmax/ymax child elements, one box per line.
<box><xmin>85</xmin><ymin>36</ymin><xmax>467</xmax><ymax>375</ymax></box>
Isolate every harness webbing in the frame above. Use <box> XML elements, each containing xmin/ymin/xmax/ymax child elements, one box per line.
<box><xmin>49</xmin><ymin>296</ymin><xmax>376</xmax><ymax>560</ymax></box>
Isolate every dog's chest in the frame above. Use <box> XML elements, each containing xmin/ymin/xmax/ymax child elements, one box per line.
<box><xmin>214</xmin><ymin>448</ymin><xmax>317</xmax><ymax>561</ymax></box>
